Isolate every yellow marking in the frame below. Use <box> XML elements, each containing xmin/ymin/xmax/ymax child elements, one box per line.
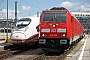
<box><xmin>56</xmin><ymin>24</ymin><xmax>59</xmax><ymax>26</ymax></box>
<box><xmin>50</xmin><ymin>24</ymin><xmax>52</xmax><ymax>26</ymax></box>
<box><xmin>4</xmin><ymin>36</ymin><xmax>10</xmax><ymax>43</ymax></box>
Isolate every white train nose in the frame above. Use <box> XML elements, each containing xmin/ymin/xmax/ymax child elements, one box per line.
<box><xmin>11</xmin><ymin>33</ymin><xmax>26</xmax><ymax>40</ymax></box>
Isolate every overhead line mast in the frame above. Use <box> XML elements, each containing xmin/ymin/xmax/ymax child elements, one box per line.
<box><xmin>15</xmin><ymin>1</ymin><xmax>17</xmax><ymax>23</ymax></box>
<box><xmin>6</xmin><ymin>0</ymin><xmax>8</xmax><ymax>43</ymax></box>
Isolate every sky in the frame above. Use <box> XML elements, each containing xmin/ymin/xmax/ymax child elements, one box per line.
<box><xmin>0</xmin><ymin>0</ymin><xmax>90</xmax><ymax>19</ymax></box>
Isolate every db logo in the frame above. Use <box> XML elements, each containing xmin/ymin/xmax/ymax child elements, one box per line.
<box><xmin>51</xmin><ymin>29</ymin><xmax>56</xmax><ymax>32</ymax></box>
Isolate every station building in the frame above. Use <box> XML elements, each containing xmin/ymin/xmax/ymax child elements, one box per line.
<box><xmin>71</xmin><ymin>11</ymin><xmax>90</xmax><ymax>34</ymax></box>
<box><xmin>0</xmin><ymin>19</ymin><xmax>15</xmax><ymax>39</ymax></box>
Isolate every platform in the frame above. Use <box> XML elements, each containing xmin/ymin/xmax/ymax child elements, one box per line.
<box><xmin>65</xmin><ymin>35</ymin><xmax>90</xmax><ymax>60</ymax></box>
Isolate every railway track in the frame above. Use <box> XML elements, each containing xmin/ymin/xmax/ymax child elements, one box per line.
<box><xmin>0</xmin><ymin>43</ymin><xmax>79</xmax><ymax>60</ymax></box>
<box><xmin>0</xmin><ymin>44</ymin><xmax>42</xmax><ymax>60</ymax></box>
<box><xmin>0</xmin><ymin>36</ymin><xmax>85</xmax><ymax>60</ymax></box>
<box><xmin>26</xmin><ymin>37</ymin><xmax>85</xmax><ymax>60</ymax></box>
<box><xmin>0</xmin><ymin>47</ymin><xmax>71</xmax><ymax>60</ymax></box>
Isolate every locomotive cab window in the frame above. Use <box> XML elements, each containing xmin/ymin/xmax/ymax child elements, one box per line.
<box><xmin>16</xmin><ymin>18</ymin><xmax>31</xmax><ymax>29</ymax></box>
<box><xmin>42</xmin><ymin>12</ymin><xmax>66</xmax><ymax>22</ymax></box>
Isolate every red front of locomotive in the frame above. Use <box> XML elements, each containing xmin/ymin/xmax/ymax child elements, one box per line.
<box><xmin>39</xmin><ymin>10</ymin><xmax>68</xmax><ymax>38</ymax></box>
<box><xmin>38</xmin><ymin>10</ymin><xmax>73</xmax><ymax>52</ymax></box>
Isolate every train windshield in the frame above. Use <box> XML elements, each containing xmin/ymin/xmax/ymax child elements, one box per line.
<box><xmin>16</xmin><ymin>18</ymin><xmax>31</xmax><ymax>29</ymax></box>
<box><xmin>42</xmin><ymin>12</ymin><xmax>66</xmax><ymax>22</ymax></box>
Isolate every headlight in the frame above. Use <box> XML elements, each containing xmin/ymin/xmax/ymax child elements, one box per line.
<box><xmin>42</xmin><ymin>34</ymin><xmax>47</xmax><ymax>37</ymax></box>
<box><xmin>60</xmin><ymin>34</ymin><xmax>66</xmax><ymax>37</ymax></box>
<box><xmin>53</xmin><ymin>24</ymin><xmax>55</xmax><ymax>27</ymax></box>
<box><xmin>42</xmin><ymin>34</ymin><xmax>45</xmax><ymax>36</ymax></box>
<box><xmin>62</xmin><ymin>34</ymin><xmax>65</xmax><ymax>36</ymax></box>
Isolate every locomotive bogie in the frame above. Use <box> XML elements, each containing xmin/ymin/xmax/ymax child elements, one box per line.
<box><xmin>39</xmin><ymin>38</ymin><xmax>70</xmax><ymax>47</ymax></box>
<box><xmin>39</xmin><ymin>38</ymin><xmax>70</xmax><ymax>52</ymax></box>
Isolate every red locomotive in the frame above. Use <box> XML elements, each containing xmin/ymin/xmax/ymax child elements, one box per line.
<box><xmin>38</xmin><ymin>7</ymin><xmax>84</xmax><ymax>52</ymax></box>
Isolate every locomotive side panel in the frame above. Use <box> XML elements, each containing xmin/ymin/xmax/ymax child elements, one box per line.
<box><xmin>39</xmin><ymin>10</ymin><xmax>70</xmax><ymax>52</ymax></box>
<box><xmin>66</xmin><ymin>11</ymin><xmax>72</xmax><ymax>38</ymax></box>
<box><xmin>71</xmin><ymin>15</ymin><xmax>84</xmax><ymax>42</ymax></box>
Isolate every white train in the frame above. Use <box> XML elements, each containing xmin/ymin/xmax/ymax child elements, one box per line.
<box><xmin>10</xmin><ymin>16</ymin><xmax>39</xmax><ymax>45</ymax></box>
